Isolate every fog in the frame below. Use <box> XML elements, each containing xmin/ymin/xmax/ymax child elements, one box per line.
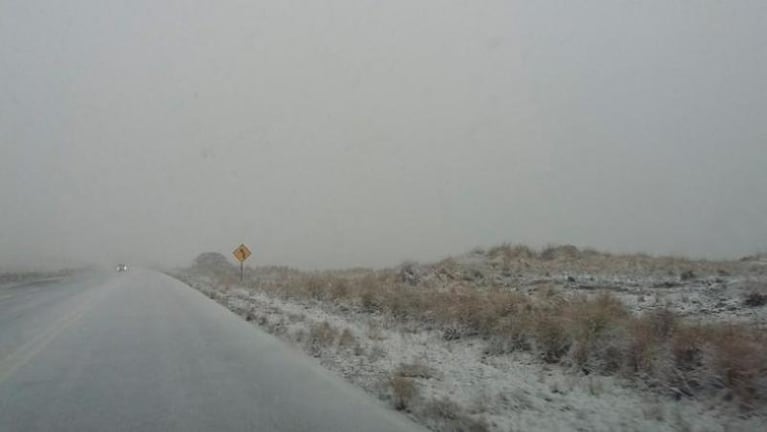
<box><xmin>2</xmin><ymin>1</ymin><xmax>766</xmax><ymax>270</ymax></box>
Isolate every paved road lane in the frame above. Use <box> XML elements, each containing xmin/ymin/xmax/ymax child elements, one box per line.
<box><xmin>0</xmin><ymin>270</ymin><xmax>424</xmax><ymax>432</ymax></box>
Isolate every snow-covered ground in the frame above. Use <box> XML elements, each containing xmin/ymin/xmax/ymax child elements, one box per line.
<box><xmin>0</xmin><ymin>269</ymin><xmax>78</xmax><ymax>289</ymax></box>
<box><xmin>171</xmin><ymin>249</ymin><xmax>767</xmax><ymax>432</ymax></box>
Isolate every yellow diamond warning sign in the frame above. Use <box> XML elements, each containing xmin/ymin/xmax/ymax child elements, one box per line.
<box><xmin>232</xmin><ymin>244</ymin><xmax>252</xmax><ymax>263</ymax></box>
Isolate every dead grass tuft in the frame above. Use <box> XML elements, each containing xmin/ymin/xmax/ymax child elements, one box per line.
<box><xmin>680</xmin><ymin>270</ymin><xmax>696</xmax><ymax>281</ymax></box>
<box><xmin>419</xmin><ymin>398</ymin><xmax>490</xmax><ymax>432</ymax></box>
<box><xmin>328</xmin><ymin>278</ymin><xmax>350</xmax><ymax>300</ymax></box>
<box><xmin>337</xmin><ymin>328</ymin><xmax>356</xmax><ymax>349</ymax></box>
<box><xmin>704</xmin><ymin>326</ymin><xmax>767</xmax><ymax>406</ymax></box>
<box><xmin>389</xmin><ymin>375</ymin><xmax>418</xmax><ymax>411</ymax></box>
<box><xmin>744</xmin><ymin>292</ymin><xmax>766</xmax><ymax>307</ymax></box>
<box><xmin>534</xmin><ymin>313</ymin><xmax>572</xmax><ymax>363</ymax></box>
<box><xmin>540</xmin><ymin>244</ymin><xmax>580</xmax><ymax>261</ymax></box>
<box><xmin>395</xmin><ymin>362</ymin><xmax>435</xmax><ymax>379</ymax></box>
<box><xmin>307</xmin><ymin>321</ymin><xmax>338</xmax><ymax>354</ymax></box>
<box><xmin>487</xmin><ymin>243</ymin><xmax>537</xmax><ymax>260</ymax></box>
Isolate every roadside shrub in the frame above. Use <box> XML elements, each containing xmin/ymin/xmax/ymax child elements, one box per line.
<box><xmin>541</xmin><ymin>245</ymin><xmax>579</xmax><ymax>261</ymax></box>
<box><xmin>509</xmin><ymin>245</ymin><xmax>537</xmax><ymax>260</ymax></box>
<box><xmin>193</xmin><ymin>252</ymin><xmax>233</xmax><ymax>271</ymax></box>
<box><xmin>623</xmin><ymin>313</ymin><xmax>669</xmax><ymax>376</ymax></box>
<box><xmin>570</xmin><ymin>293</ymin><xmax>628</xmax><ymax>335</ymax></box>
<box><xmin>670</xmin><ymin>324</ymin><xmax>706</xmax><ymax>372</ymax></box>
<box><xmin>328</xmin><ymin>278</ymin><xmax>350</xmax><ymax>301</ymax></box>
<box><xmin>308</xmin><ymin>321</ymin><xmax>338</xmax><ymax>353</ymax></box>
<box><xmin>395</xmin><ymin>362</ymin><xmax>435</xmax><ymax>379</ymax></box>
<box><xmin>704</xmin><ymin>326</ymin><xmax>767</xmax><ymax>405</ymax></box>
<box><xmin>680</xmin><ymin>270</ymin><xmax>696</xmax><ymax>281</ymax></box>
<box><xmin>337</xmin><ymin>328</ymin><xmax>356</xmax><ymax>349</ymax></box>
<box><xmin>534</xmin><ymin>314</ymin><xmax>571</xmax><ymax>363</ymax></box>
<box><xmin>304</xmin><ymin>276</ymin><xmax>327</xmax><ymax>300</ymax></box>
<box><xmin>358</xmin><ymin>274</ymin><xmax>386</xmax><ymax>312</ymax></box>
<box><xmin>368</xmin><ymin>345</ymin><xmax>387</xmax><ymax>362</ymax></box>
<box><xmin>487</xmin><ymin>244</ymin><xmax>511</xmax><ymax>259</ymax></box>
<box><xmin>744</xmin><ymin>292</ymin><xmax>766</xmax><ymax>307</ymax></box>
<box><xmin>487</xmin><ymin>313</ymin><xmax>532</xmax><ymax>355</ymax></box>
<box><xmin>389</xmin><ymin>376</ymin><xmax>418</xmax><ymax>411</ymax></box>
<box><xmin>564</xmin><ymin>293</ymin><xmax>628</xmax><ymax>370</ymax></box>
<box><xmin>399</xmin><ymin>261</ymin><xmax>420</xmax><ymax>285</ymax></box>
<box><xmin>488</xmin><ymin>243</ymin><xmax>537</xmax><ymax>260</ymax></box>
<box><xmin>385</xmin><ymin>285</ymin><xmax>424</xmax><ymax>319</ymax></box>
<box><xmin>360</xmin><ymin>289</ymin><xmax>382</xmax><ymax>313</ymax></box>
<box><xmin>419</xmin><ymin>398</ymin><xmax>490</xmax><ymax>432</ymax></box>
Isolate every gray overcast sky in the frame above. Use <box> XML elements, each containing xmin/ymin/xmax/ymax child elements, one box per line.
<box><xmin>1</xmin><ymin>1</ymin><xmax>766</xmax><ymax>270</ymax></box>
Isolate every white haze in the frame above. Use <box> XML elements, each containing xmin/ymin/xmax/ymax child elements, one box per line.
<box><xmin>1</xmin><ymin>1</ymin><xmax>766</xmax><ymax>270</ymax></box>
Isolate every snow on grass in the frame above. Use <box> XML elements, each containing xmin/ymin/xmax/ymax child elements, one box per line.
<box><xmin>170</xmin><ymin>246</ymin><xmax>767</xmax><ymax>432</ymax></box>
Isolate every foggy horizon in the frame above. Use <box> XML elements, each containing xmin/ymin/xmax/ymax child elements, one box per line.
<box><xmin>2</xmin><ymin>1</ymin><xmax>766</xmax><ymax>271</ymax></box>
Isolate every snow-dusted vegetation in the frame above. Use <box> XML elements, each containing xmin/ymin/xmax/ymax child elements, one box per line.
<box><xmin>171</xmin><ymin>246</ymin><xmax>767</xmax><ymax>432</ymax></box>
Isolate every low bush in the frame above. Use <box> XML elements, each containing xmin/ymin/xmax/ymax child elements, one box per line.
<box><xmin>307</xmin><ymin>321</ymin><xmax>338</xmax><ymax>354</ymax></box>
<box><xmin>389</xmin><ymin>376</ymin><xmax>417</xmax><ymax>411</ymax></box>
<box><xmin>337</xmin><ymin>328</ymin><xmax>356</xmax><ymax>349</ymax></box>
<box><xmin>395</xmin><ymin>362</ymin><xmax>435</xmax><ymax>379</ymax></box>
<box><xmin>419</xmin><ymin>398</ymin><xmax>490</xmax><ymax>432</ymax></box>
<box><xmin>744</xmin><ymin>292</ymin><xmax>766</xmax><ymax>307</ymax></box>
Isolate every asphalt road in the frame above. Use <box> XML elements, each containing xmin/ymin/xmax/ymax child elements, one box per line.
<box><xmin>0</xmin><ymin>270</ymin><xmax>425</xmax><ymax>432</ymax></box>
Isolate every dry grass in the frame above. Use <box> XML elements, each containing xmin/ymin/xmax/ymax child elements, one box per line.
<box><xmin>389</xmin><ymin>375</ymin><xmax>418</xmax><ymax>411</ymax></box>
<box><xmin>744</xmin><ymin>292</ymin><xmax>767</xmax><ymax>307</ymax></box>
<box><xmin>182</xmin><ymin>244</ymin><xmax>767</xmax><ymax>410</ymax></box>
<box><xmin>419</xmin><ymin>398</ymin><xmax>490</xmax><ymax>432</ymax></box>
<box><xmin>384</xmin><ymin>283</ymin><xmax>765</xmax><ymax>407</ymax></box>
<box><xmin>699</xmin><ymin>326</ymin><xmax>767</xmax><ymax>406</ymax></box>
<box><xmin>337</xmin><ymin>328</ymin><xmax>356</xmax><ymax>349</ymax></box>
<box><xmin>488</xmin><ymin>243</ymin><xmax>537</xmax><ymax>260</ymax></box>
<box><xmin>389</xmin><ymin>368</ymin><xmax>489</xmax><ymax>430</ymax></box>
<box><xmin>395</xmin><ymin>362</ymin><xmax>435</xmax><ymax>379</ymax></box>
<box><xmin>307</xmin><ymin>321</ymin><xmax>338</xmax><ymax>355</ymax></box>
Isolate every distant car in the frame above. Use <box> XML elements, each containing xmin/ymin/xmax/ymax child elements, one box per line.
<box><xmin>116</xmin><ymin>264</ymin><xmax>128</xmax><ymax>272</ymax></box>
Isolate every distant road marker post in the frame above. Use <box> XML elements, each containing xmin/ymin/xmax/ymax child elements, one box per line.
<box><xmin>232</xmin><ymin>243</ymin><xmax>252</xmax><ymax>282</ymax></box>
